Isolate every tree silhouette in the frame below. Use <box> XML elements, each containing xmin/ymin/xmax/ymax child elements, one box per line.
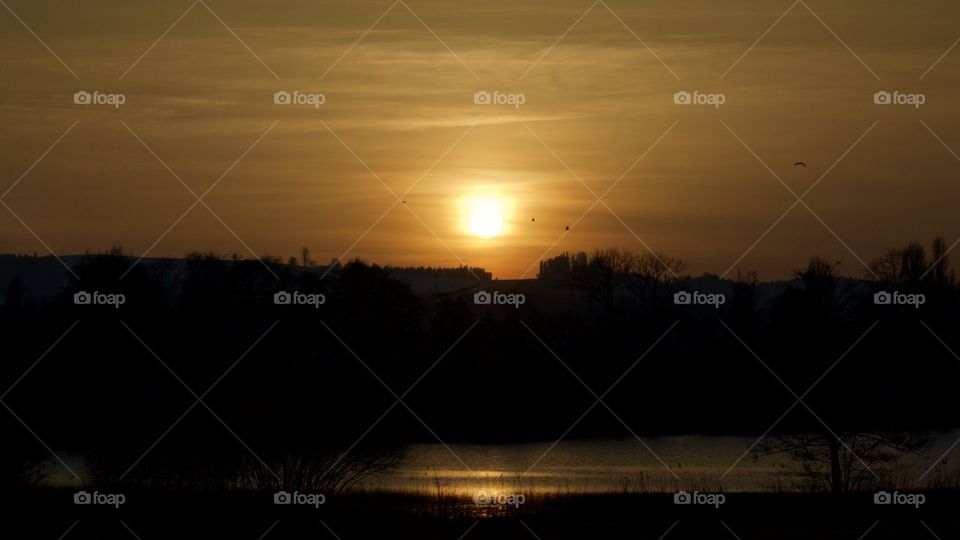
<box><xmin>753</xmin><ymin>432</ymin><xmax>928</xmax><ymax>493</ymax></box>
<box><xmin>757</xmin><ymin>256</ymin><xmax>937</xmax><ymax>493</ymax></box>
<box><xmin>0</xmin><ymin>241</ymin><xmax>957</xmax><ymax>494</ymax></box>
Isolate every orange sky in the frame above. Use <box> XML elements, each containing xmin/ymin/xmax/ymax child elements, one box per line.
<box><xmin>1</xmin><ymin>0</ymin><xmax>959</xmax><ymax>279</ymax></box>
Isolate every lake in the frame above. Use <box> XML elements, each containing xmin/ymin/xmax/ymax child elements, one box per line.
<box><xmin>43</xmin><ymin>431</ymin><xmax>960</xmax><ymax>493</ymax></box>
<box><xmin>370</xmin><ymin>431</ymin><xmax>960</xmax><ymax>495</ymax></box>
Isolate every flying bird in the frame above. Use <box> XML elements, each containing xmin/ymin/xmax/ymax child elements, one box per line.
<box><xmin>531</xmin><ymin>218</ymin><xmax>535</xmax><ymax>222</ymax></box>
<box><xmin>794</xmin><ymin>162</ymin><xmax>807</xmax><ymax>167</ymax></box>
<box><xmin>565</xmin><ymin>225</ymin><xmax>570</xmax><ymax>231</ymax></box>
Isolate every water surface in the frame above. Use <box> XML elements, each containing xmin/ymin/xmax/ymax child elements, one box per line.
<box><xmin>371</xmin><ymin>431</ymin><xmax>960</xmax><ymax>495</ymax></box>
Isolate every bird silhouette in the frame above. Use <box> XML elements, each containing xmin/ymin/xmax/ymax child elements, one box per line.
<box><xmin>531</xmin><ymin>218</ymin><xmax>535</xmax><ymax>222</ymax></box>
<box><xmin>794</xmin><ymin>162</ymin><xmax>807</xmax><ymax>167</ymax></box>
<box><xmin>565</xmin><ymin>225</ymin><xmax>570</xmax><ymax>231</ymax></box>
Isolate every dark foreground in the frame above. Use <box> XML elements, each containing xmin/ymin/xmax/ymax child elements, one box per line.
<box><xmin>5</xmin><ymin>489</ymin><xmax>957</xmax><ymax>539</ymax></box>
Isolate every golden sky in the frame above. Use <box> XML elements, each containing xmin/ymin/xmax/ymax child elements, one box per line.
<box><xmin>1</xmin><ymin>0</ymin><xmax>959</xmax><ymax>279</ymax></box>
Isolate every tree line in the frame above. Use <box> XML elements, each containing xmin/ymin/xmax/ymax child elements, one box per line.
<box><xmin>0</xmin><ymin>238</ymin><xmax>957</xmax><ymax>492</ymax></box>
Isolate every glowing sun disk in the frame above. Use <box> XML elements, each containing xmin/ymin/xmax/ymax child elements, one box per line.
<box><xmin>468</xmin><ymin>199</ymin><xmax>504</xmax><ymax>238</ymax></box>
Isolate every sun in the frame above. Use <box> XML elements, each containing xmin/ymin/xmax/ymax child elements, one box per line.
<box><xmin>461</xmin><ymin>194</ymin><xmax>509</xmax><ymax>239</ymax></box>
<box><xmin>468</xmin><ymin>199</ymin><xmax>504</xmax><ymax>238</ymax></box>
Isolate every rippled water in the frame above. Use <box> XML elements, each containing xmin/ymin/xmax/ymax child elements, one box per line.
<box><xmin>43</xmin><ymin>431</ymin><xmax>960</xmax><ymax>493</ymax></box>
<box><xmin>370</xmin><ymin>431</ymin><xmax>960</xmax><ymax>494</ymax></box>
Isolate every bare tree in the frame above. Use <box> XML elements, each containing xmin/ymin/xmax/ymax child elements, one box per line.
<box><xmin>868</xmin><ymin>237</ymin><xmax>954</xmax><ymax>287</ymax></box>
<box><xmin>753</xmin><ymin>432</ymin><xmax>928</xmax><ymax>493</ymax></box>
<box><xmin>929</xmin><ymin>237</ymin><xmax>954</xmax><ymax>286</ymax></box>
<box><xmin>301</xmin><ymin>246</ymin><xmax>314</xmax><ymax>267</ymax></box>
<box><xmin>624</xmin><ymin>251</ymin><xmax>687</xmax><ymax>306</ymax></box>
<box><xmin>788</xmin><ymin>256</ymin><xmax>858</xmax><ymax>322</ymax></box>
<box><xmin>754</xmin><ymin>257</ymin><xmax>928</xmax><ymax>494</ymax></box>
<box><xmin>565</xmin><ymin>248</ymin><xmax>687</xmax><ymax>312</ymax></box>
<box><xmin>567</xmin><ymin>248</ymin><xmax>634</xmax><ymax>311</ymax></box>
